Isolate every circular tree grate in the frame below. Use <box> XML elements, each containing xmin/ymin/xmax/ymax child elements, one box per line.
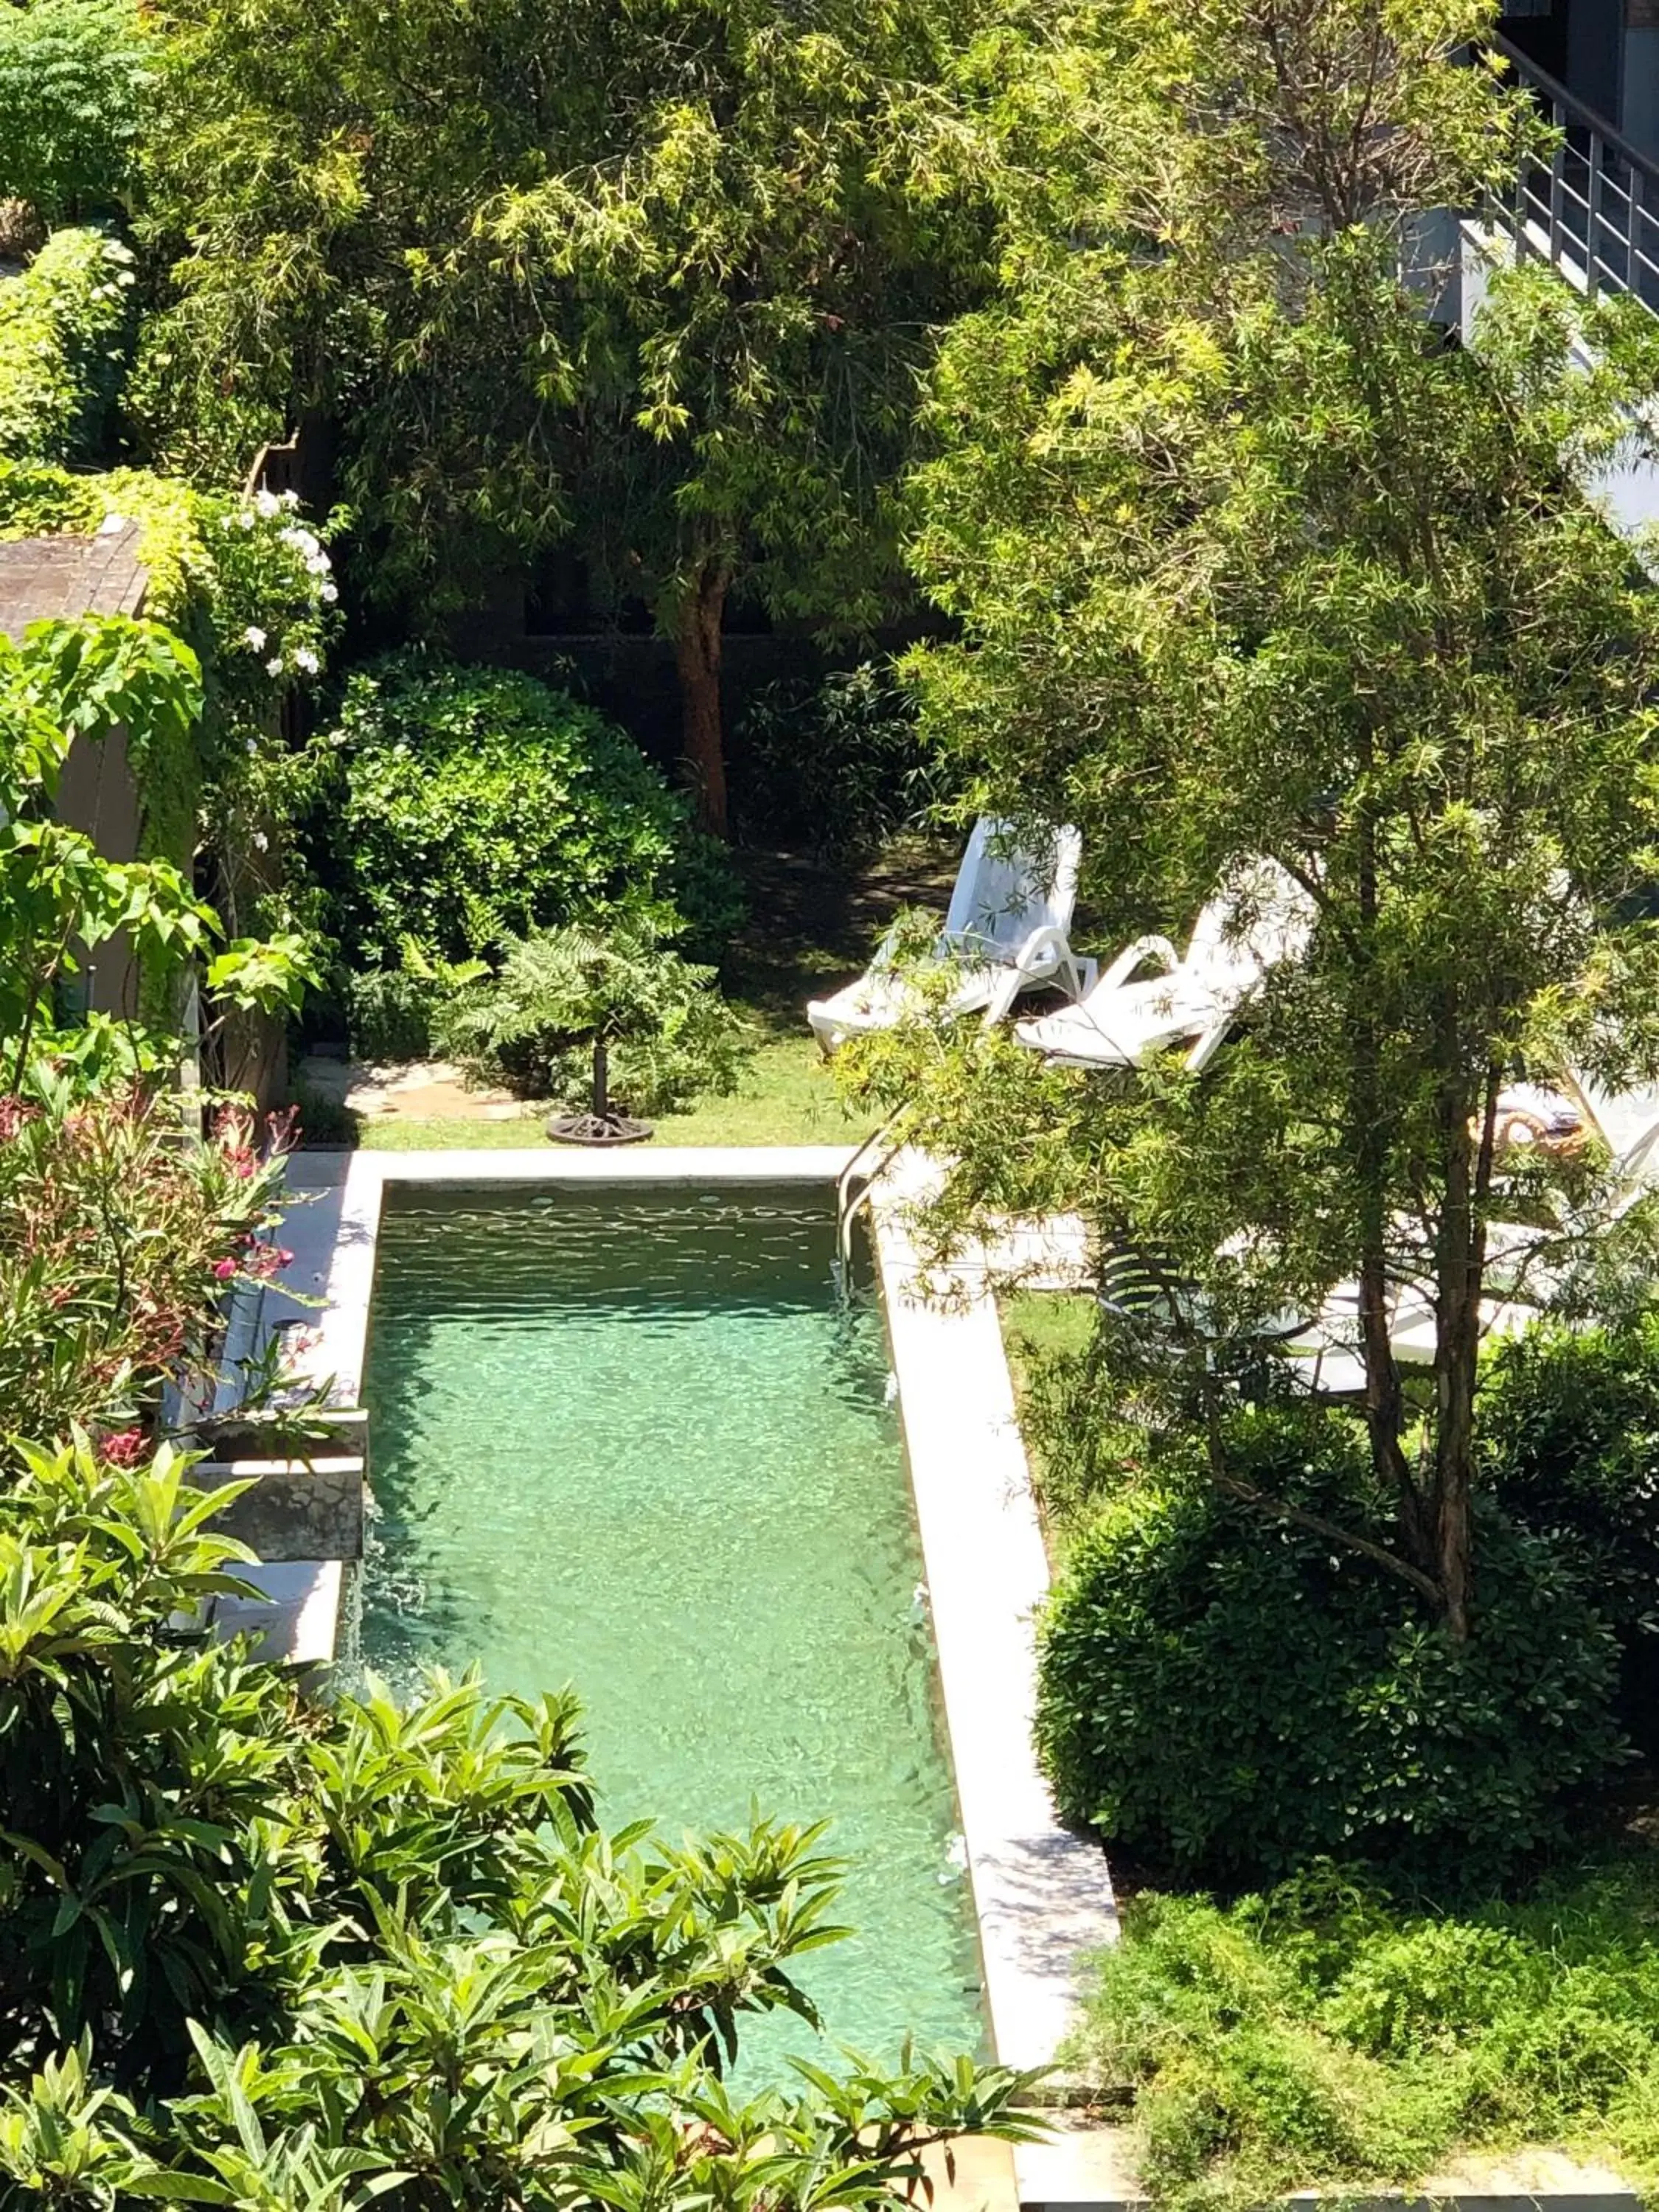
<box><xmin>545</xmin><ymin>1111</ymin><xmax>654</xmax><ymax>1147</ymax></box>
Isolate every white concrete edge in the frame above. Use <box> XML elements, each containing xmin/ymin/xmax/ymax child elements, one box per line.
<box><xmin>867</xmin><ymin>1181</ymin><xmax>1119</xmax><ymax>2087</ymax></box>
<box><xmin>267</xmin><ymin>1144</ymin><xmax>1114</xmax><ymax>2076</ymax></box>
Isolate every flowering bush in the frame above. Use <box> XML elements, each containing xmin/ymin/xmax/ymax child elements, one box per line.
<box><xmin>0</xmin><ymin>1085</ymin><xmax>291</xmax><ymax>1455</ymax></box>
<box><xmin>0</xmin><ymin>462</ymin><xmax>340</xmax><ymax>721</ymax></box>
<box><xmin>209</xmin><ymin>484</ymin><xmax>337</xmax><ymax>705</ymax></box>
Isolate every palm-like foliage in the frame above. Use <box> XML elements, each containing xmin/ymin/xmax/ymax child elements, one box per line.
<box><xmin>437</xmin><ymin>921</ymin><xmax>751</xmax><ymax>1116</ymax></box>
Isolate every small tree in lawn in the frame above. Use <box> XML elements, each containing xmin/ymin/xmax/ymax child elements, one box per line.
<box><xmin>859</xmin><ymin>0</ymin><xmax>1659</xmax><ymax>1638</ymax></box>
<box><xmin>437</xmin><ymin>920</ymin><xmax>751</xmax><ymax>1141</ymax></box>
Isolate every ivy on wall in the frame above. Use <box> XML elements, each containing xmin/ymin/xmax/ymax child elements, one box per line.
<box><xmin>0</xmin><ymin>458</ymin><xmax>337</xmax><ymax>919</ymax></box>
<box><xmin>0</xmin><ymin>227</ymin><xmax>135</xmax><ymax>462</ymax></box>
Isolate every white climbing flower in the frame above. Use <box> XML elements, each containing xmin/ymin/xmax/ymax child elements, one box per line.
<box><xmin>238</xmin><ymin>511</ymin><xmax>257</xmax><ymax>529</ymax></box>
<box><xmin>243</xmin><ymin>625</ymin><xmax>267</xmax><ymax>652</ymax></box>
<box><xmin>320</xmin><ymin>581</ymin><xmax>338</xmax><ymax>603</ymax></box>
<box><xmin>265</xmin><ymin>657</ymin><xmax>284</xmax><ymax>676</ymax></box>
<box><xmin>294</xmin><ymin>647</ymin><xmax>320</xmax><ymax>675</ymax></box>
<box><xmin>255</xmin><ymin>488</ymin><xmax>282</xmax><ymax>519</ymax></box>
<box><xmin>245</xmin><ymin>737</ymin><xmax>259</xmax><ymax>755</ymax></box>
<box><xmin>252</xmin><ymin>830</ymin><xmax>269</xmax><ymax>851</ymax></box>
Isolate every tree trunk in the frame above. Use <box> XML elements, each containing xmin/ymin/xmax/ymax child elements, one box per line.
<box><xmin>675</xmin><ymin>566</ymin><xmax>729</xmax><ymax>838</ymax></box>
<box><xmin>1349</xmin><ymin>795</ymin><xmax>1426</xmax><ymax>1560</ymax></box>
<box><xmin>591</xmin><ymin>1039</ymin><xmax>609</xmax><ymax>1121</ymax></box>
<box><xmin>1428</xmin><ymin>1057</ymin><xmax>1495</xmax><ymax>1644</ymax></box>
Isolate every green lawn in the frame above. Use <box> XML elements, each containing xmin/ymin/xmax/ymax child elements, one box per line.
<box><xmin>313</xmin><ymin>840</ymin><xmax>956</xmax><ymax>1155</ymax></box>
<box><xmin>1001</xmin><ymin>1287</ymin><xmax>1097</xmax><ymax>1371</ymax></box>
<box><xmin>353</xmin><ymin>1027</ymin><xmax>882</xmax><ymax>1151</ymax></box>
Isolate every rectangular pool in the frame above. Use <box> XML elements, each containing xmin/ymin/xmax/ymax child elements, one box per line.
<box><xmin>359</xmin><ymin>1182</ymin><xmax>986</xmax><ymax>2073</ymax></box>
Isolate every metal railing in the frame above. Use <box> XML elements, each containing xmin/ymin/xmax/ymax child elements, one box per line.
<box><xmin>1489</xmin><ymin>32</ymin><xmax>1659</xmax><ymax>311</ymax></box>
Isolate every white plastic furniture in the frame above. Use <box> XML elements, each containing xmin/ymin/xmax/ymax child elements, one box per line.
<box><xmin>1012</xmin><ymin>859</ymin><xmax>1313</xmax><ymax>1072</ymax></box>
<box><xmin>805</xmin><ymin>816</ymin><xmax>1086</xmax><ymax>1053</ymax></box>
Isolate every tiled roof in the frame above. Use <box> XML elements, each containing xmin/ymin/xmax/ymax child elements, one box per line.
<box><xmin>0</xmin><ymin>522</ymin><xmax>148</xmax><ymax>639</ymax></box>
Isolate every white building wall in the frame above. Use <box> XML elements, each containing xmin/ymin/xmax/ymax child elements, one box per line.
<box><xmin>1461</xmin><ymin>217</ymin><xmax>1659</xmax><ymax>543</ymax></box>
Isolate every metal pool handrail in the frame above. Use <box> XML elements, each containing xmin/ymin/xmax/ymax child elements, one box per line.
<box><xmin>1489</xmin><ymin>32</ymin><xmax>1659</xmax><ymax>312</ymax></box>
<box><xmin>835</xmin><ymin>1108</ymin><xmax>907</xmax><ymax>1268</ymax></box>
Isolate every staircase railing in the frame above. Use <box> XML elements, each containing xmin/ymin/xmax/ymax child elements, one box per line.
<box><xmin>1489</xmin><ymin>32</ymin><xmax>1659</xmax><ymax>311</ymax></box>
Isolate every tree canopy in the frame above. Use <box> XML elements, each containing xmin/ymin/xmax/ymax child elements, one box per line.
<box><xmin>139</xmin><ymin>0</ymin><xmax>995</xmax><ymax>829</ymax></box>
<box><xmin>847</xmin><ymin>0</ymin><xmax>1659</xmax><ymax>1638</ymax></box>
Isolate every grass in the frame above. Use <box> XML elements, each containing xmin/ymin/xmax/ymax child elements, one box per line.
<box><xmin>1078</xmin><ymin>1854</ymin><xmax>1659</xmax><ymax>2210</ymax></box>
<box><xmin>353</xmin><ymin>1029</ymin><xmax>880</xmax><ymax>1150</ymax></box>
<box><xmin>999</xmin><ymin>1288</ymin><xmax>1098</xmax><ymax>1554</ymax></box>
<box><xmin>1002</xmin><ymin>1287</ymin><xmax>1096</xmax><ymax>1373</ymax></box>
<box><xmin>302</xmin><ymin>839</ymin><xmax>950</xmax><ymax>1153</ymax></box>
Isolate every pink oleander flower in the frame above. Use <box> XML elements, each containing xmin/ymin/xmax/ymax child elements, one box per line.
<box><xmin>212</xmin><ymin>1257</ymin><xmax>237</xmax><ymax>1281</ymax></box>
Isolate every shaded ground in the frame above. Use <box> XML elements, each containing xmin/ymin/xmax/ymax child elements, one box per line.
<box><xmin>295</xmin><ymin>836</ymin><xmax>956</xmax><ymax>1150</ymax></box>
<box><xmin>717</xmin><ymin>837</ymin><xmax>959</xmax><ymax>1028</ymax></box>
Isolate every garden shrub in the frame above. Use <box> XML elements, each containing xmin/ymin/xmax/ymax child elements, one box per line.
<box><xmin>0</xmin><ymin>226</ymin><xmax>134</xmax><ymax>462</ymax></box>
<box><xmin>0</xmin><ymin>1435</ymin><xmax>1035</xmax><ymax>2197</ymax></box>
<box><xmin>1068</xmin><ymin>1860</ymin><xmax>1659</xmax><ymax>2209</ymax></box>
<box><xmin>1480</xmin><ymin>1320</ymin><xmax>1659</xmax><ymax>1752</ymax></box>
<box><xmin>344</xmin><ymin>964</ymin><xmax>441</xmax><ymax>1062</ymax></box>
<box><xmin>0</xmin><ymin>0</ymin><xmax>151</xmax><ymax>223</ymax></box>
<box><xmin>310</xmin><ymin>657</ymin><xmax>742</xmax><ymax>1006</ymax></box>
<box><xmin>1480</xmin><ymin>1320</ymin><xmax>1659</xmax><ymax>1635</ymax></box>
<box><xmin>730</xmin><ymin>661</ymin><xmax>952</xmax><ymax>855</ymax></box>
<box><xmin>435</xmin><ymin>920</ymin><xmax>751</xmax><ymax>1112</ymax></box>
<box><xmin>0</xmin><ymin>1087</ymin><xmax>286</xmax><ymax>1456</ymax></box>
<box><xmin>1034</xmin><ymin>1411</ymin><xmax>1625</xmax><ymax>1886</ymax></box>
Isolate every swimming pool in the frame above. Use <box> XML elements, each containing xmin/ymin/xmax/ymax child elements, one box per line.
<box><xmin>359</xmin><ymin>1181</ymin><xmax>987</xmax><ymax>2076</ymax></box>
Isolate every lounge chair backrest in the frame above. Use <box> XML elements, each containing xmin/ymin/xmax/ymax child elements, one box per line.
<box><xmin>1185</xmin><ymin>860</ymin><xmax>1312</xmax><ymax>990</ymax></box>
<box><xmin>1571</xmin><ymin>1071</ymin><xmax>1659</xmax><ymax>1177</ymax></box>
<box><xmin>945</xmin><ymin>817</ymin><xmax>1082</xmax><ymax>953</ymax></box>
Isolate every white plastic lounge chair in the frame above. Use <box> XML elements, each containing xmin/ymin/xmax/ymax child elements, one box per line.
<box><xmin>805</xmin><ymin>817</ymin><xmax>1086</xmax><ymax>1053</ymax></box>
<box><xmin>1282</xmin><ymin>1071</ymin><xmax>1659</xmax><ymax>1391</ymax></box>
<box><xmin>1013</xmin><ymin>859</ymin><xmax>1313</xmax><ymax>1073</ymax></box>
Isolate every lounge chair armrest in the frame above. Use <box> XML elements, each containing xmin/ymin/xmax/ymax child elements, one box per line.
<box><xmin>979</xmin><ymin>923</ymin><xmax>1085</xmax><ymax>1026</ymax></box>
<box><xmin>1184</xmin><ymin>979</ymin><xmax>1262</xmax><ymax>1072</ymax></box>
<box><xmin>1099</xmin><ymin>933</ymin><xmax>1181</xmax><ymax>992</ymax></box>
<box><xmin>1004</xmin><ymin>922</ymin><xmax>1073</xmax><ymax>978</ymax></box>
<box><xmin>866</xmin><ymin>921</ymin><xmax>908</xmax><ymax>974</ymax></box>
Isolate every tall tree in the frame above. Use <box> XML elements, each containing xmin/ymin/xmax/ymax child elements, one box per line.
<box><xmin>855</xmin><ymin>0</ymin><xmax>1659</xmax><ymax>1637</ymax></box>
<box><xmin>139</xmin><ymin>0</ymin><xmax>991</xmax><ymax>832</ymax></box>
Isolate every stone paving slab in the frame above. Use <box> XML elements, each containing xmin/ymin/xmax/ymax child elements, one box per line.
<box><xmin>1013</xmin><ymin>2124</ymin><xmax>1641</xmax><ymax>2212</ymax></box>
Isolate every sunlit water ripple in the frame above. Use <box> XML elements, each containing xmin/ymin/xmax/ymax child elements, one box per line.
<box><xmin>359</xmin><ymin>1185</ymin><xmax>987</xmax><ymax>2081</ymax></box>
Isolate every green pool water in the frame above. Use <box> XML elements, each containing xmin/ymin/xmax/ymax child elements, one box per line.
<box><xmin>358</xmin><ymin>1183</ymin><xmax>986</xmax><ymax>2076</ymax></box>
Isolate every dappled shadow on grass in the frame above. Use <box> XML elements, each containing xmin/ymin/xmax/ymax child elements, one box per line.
<box><xmin>721</xmin><ymin>836</ymin><xmax>959</xmax><ymax>1031</ymax></box>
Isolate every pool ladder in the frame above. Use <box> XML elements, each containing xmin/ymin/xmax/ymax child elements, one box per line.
<box><xmin>835</xmin><ymin>1109</ymin><xmax>906</xmax><ymax>1270</ymax></box>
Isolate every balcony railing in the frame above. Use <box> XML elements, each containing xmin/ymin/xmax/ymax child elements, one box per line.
<box><xmin>1490</xmin><ymin>31</ymin><xmax>1659</xmax><ymax>312</ymax></box>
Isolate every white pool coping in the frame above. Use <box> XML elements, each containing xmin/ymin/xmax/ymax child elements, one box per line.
<box><xmin>267</xmin><ymin>1143</ymin><xmax>1116</xmax><ymax>2076</ymax></box>
<box><xmin>868</xmin><ymin>1178</ymin><xmax>1117</xmax><ymax>2076</ymax></box>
